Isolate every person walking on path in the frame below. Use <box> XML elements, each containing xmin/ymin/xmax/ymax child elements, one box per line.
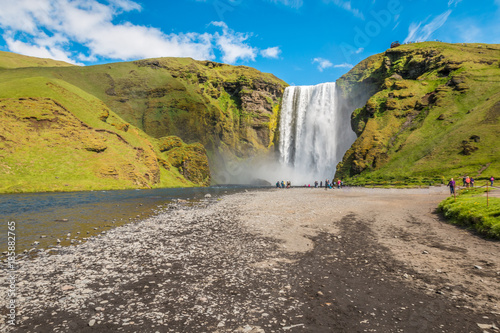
<box><xmin>447</xmin><ymin>178</ymin><xmax>456</xmax><ymax>195</ymax></box>
<box><xmin>465</xmin><ymin>176</ymin><xmax>471</xmax><ymax>188</ymax></box>
<box><xmin>491</xmin><ymin>176</ymin><xmax>495</xmax><ymax>186</ymax></box>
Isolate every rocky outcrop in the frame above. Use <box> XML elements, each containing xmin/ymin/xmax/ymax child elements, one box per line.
<box><xmin>159</xmin><ymin>136</ymin><xmax>211</xmax><ymax>186</ymax></box>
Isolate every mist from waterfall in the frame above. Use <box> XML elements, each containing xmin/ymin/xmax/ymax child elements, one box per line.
<box><xmin>277</xmin><ymin>82</ymin><xmax>357</xmax><ymax>185</ymax></box>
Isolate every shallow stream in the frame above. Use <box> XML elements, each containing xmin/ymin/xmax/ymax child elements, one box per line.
<box><xmin>0</xmin><ymin>186</ymin><xmax>257</xmax><ymax>256</ymax></box>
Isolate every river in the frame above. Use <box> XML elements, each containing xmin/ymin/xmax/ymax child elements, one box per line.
<box><xmin>0</xmin><ymin>186</ymin><xmax>256</xmax><ymax>256</ymax></box>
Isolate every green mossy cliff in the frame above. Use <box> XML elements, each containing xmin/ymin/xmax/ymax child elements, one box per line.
<box><xmin>0</xmin><ymin>53</ymin><xmax>284</xmax><ymax>192</ymax></box>
<box><xmin>335</xmin><ymin>42</ymin><xmax>500</xmax><ymax>185</ymax></box>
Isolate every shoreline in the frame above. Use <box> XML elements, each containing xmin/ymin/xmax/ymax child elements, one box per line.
<box><xmin>1</xmin><ymin>188</ymin><xmax>499</xmax><ymax>332</ymax></box>
<box><xmin>1</xmin><ymin>185</ymin><xmax>451</xmax><ymax>259</ymax></box>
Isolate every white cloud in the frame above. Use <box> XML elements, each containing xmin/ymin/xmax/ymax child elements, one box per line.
<box><xmin>5</xmin><ymin>35</ymin><xmax>83</xmax><ymax>65</ymax></box>
<box><xmin>312</xmin><ymin>57</ymin><xmax>333</xmax><ymax>72</ymax></box>
<box><xmin>324</xmin><ymin>0</ymin><xmax>364</xmax><ymax>19</ymax></box>
<box><xmin>0</xmin><ymin>0</ymin><xmax>276</xmax><ymax>65</ymax></box>
<box><xmin>211</xmin><ymin>21</ymin><xmax>257</xmax><ymax>64</ymax></box>
<box><xmin>334</xmin><ymin>63</ymin><xmax>354</xmax><ymax>68</ymax></box>
<box><xmin>108</xmin><ymin>0</ymin><xmax>142</xmax><ymax>12</ymax></box>
<box><xmin>261</xmin><ymin>46</ymin><xmax>281</xmax><ymax>59</ymax></box>
<box><xmin>355</xmin><ymin>47</ymin><xmax>364</xmax><ymax>54</ymax></box>
<box><xmin>404</xmin><ymin>10</ymin><xmax>452</xmax><ymax>43</ymax></box>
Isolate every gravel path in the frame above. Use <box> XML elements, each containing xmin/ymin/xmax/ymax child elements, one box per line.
<box><xmin>1</xmin><ymin>187</ymin><xmax>499</xmax><ymax>332</ymax></box>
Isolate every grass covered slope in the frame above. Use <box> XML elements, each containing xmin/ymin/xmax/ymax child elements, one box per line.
<box><xmin>336</xmin><ymin>42</ymin><xmax>500</xmax><ymax>185</ymax></box>
<box><xmin>0</xmin><ymin>74</ymin><xmax>209</xmax><ymax>193</ymax></box>
<box><xmin>0</xmin><ymin>53</ymin><xmax>287</xmax><ymax>184</ymax></box>
<box><xmin>438</xmin><ymin>188</ymin><xmax>500</xmax><ymax>238</ymax></box>
<box><xmin>0</xmin><ymin>51</ymin><xmax>75</xmax><ymax>69</ymax></box>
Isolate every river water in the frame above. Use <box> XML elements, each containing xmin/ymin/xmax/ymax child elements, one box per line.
<box><xmin>1</xmin><ymin>186</ymin><xmax>257</xmax><ymax>255</ymax></box>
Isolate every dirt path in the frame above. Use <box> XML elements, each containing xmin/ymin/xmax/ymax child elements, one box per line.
<box><xmin>2</xmin><ymin>187</ymin><xmax>499</xmax><ymax>332</ymax></box>
<box><xmin>234</xmin><ymin>187</ymin><xmax>500</xmax><ymax>332</ymax></box>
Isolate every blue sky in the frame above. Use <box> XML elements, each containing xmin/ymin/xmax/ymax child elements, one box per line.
<box><xmin>0</xmin><ymin>0</ymin><xmax>499</xmax><ymax>85</ymax></box>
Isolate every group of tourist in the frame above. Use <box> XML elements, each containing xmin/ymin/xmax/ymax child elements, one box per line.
<box><xmin>309</xmin><ymin>179</ymin><xmax>343</xmax><ymax>189</ymax></box>
<box><xmin>275</xmin><ymin>179</ymin><xmax>345</xmax><ymax>189</ymax></box>
<box><xmin>320</xmin><ymin>179</ymin><xmax>343</xmax><ymax>189</ymax></box>
<box><xmin>446</xmin><ymin>176</ymin><xmax>495</xmax><ymax>195</ymax></box>
<box><xmin>276</xmin><ymin>181</ymin><xmax>291</xmax><ymax>189</ymax></box>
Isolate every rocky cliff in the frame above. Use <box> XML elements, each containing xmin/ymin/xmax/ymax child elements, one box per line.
<box><xmin>335</xmin><ymin>42</ymin><xmax>500</xmax><ymax>185</ymax></box>
<box><xmin>44</xmin><ymin>57</ymin><xmax>286</xmax><ymax>183</ymax></box>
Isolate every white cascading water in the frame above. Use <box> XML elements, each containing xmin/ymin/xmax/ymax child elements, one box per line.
<box><xmin>278</xmin><ymin>82</ymin><xmax>357</xmax><ymax>184</ymax></box>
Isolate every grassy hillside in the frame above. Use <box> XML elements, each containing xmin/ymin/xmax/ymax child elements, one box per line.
<box><xmin>335</xmin><ymin>42</ymin><xmax>500</xmax><ymax>186</ymax></box>
<box><xmin>0</xmin><ymin>52</ymin><xmax>286</xmax><ymax>192</ymax></box>
<box><xmin>0</xmin><ymin>63</ymin><xmax>210</xmax><ymax>193</ymax></box>
<box><xmin>0</xmin><ymin>54</ymin><xmax>287</xmax><ymax>184</ymax></box>
<box><xmin>0</xmin><ymin>51</ymin><xmax>75</xmax><ymax>69</ymax></box>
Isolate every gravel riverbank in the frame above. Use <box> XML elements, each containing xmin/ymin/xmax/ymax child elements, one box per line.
<box><xmin>1</xmin><ymin>187</ymin><xmax>499</xmax><ymax>332</ymax></box>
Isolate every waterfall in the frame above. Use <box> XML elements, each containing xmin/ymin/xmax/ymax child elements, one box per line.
<box><xmin>278</xmin><ymin>82</ymin><xmax>356</xmax><ymax>184</ymax></box>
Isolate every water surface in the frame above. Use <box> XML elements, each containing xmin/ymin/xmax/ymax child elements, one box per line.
<box><xmin>1</xmin><ymin>186</ymin><xmax>258</xmax><ymax>255</ymax></box>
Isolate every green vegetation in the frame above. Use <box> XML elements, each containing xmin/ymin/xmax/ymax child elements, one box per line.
<box><xmin>438</xmin><ymin>187</ymin><xmax>500</xmax><ymax>239</ymax></box>
<box><xmin>336</xmin><ymin>42</ymin><xmax>500</xmax><ymax>185</ymax></box>
<box><xmin>0</xmin><ymin>52</ymin><xmax>287</xmax><ymax>193</ymax></box>
<box><xmin>0</xmin><ymin>78</ymin><xmax>201</xmax><ymax>193</ymax></box>
<box><xmin>0</xmin><ymin>51</ymin><xmax>74</xmax><ymax>69</ymax></box>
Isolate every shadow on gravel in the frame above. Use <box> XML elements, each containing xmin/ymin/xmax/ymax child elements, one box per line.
<box><xmin>278</xmin><ymin>214</ymin><xmax>495</xmax><ymax>333</ymax></box>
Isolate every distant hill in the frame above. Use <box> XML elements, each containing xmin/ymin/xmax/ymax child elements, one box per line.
<box><xmin>0</xmin><ymin>51</ymin><xmax>75</xmax><ymax>69</ymax></box>
<box><xmin>0</xmin><ymin>52</ymin><xmax>287</xmax><ymax>192</ymax></box>
<box><xmin>335</xmin><ymin>42</ymin><xmax>500</xmax><ymax>185</ymax></box>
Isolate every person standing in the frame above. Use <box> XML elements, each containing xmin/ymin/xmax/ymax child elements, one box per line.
<box><xmin>447</xmin><ymin>178</ymin><xmax>456</xmax><ymax>195</ymax></box>
<box><xmin>491</xmin><ymin>176</ymin><xmax>495</xmax><ymax>186</ymax></box>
